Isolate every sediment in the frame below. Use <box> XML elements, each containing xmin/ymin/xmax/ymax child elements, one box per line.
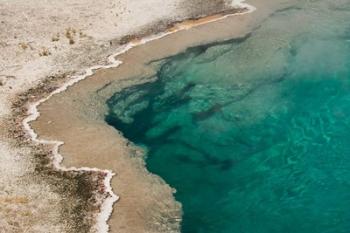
<box><xmin>7</xmin><ymin>72</ymin><xmax>106</xmax><ymax>233</ymax></box>
<box><xmin>7</xmin><ymin>3</ymin><xmax>254</xmax><ymax>232</ymax></box>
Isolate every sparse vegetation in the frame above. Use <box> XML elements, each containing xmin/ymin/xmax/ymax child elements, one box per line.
<box><xmin>39</xmin><ymin>47</ymin><xmax>51</xmax><ymax>56</ymax></box>
<box><xmin>65</xmin><ymin>27</ymin><xmax>77</xmax><ymax>45</ymax></box>
<box><xmin>19</xmin><ymin>42</ymin><xmax>28</xmax><ymax>50</ymax></box>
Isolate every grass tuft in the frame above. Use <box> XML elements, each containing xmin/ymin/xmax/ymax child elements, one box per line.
<box><xmin>65</xmin><ymin>27</ymin><xmax>77</xmax><ymax>45</ymax></box>
<box><xmin>39</xmin><ymin>47</ymin><xmax>51</xmax><ymax>56</ymax></box>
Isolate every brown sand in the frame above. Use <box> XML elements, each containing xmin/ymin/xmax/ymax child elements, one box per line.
<box><xmin>30</xmin><ymin>0</ymin><xmax>296</xmax><ymax>232</ymax></box>
<box><xmin>1</xmin><ymin>0</ymin><xmax>253</xmax><ymax>232</ymax></box>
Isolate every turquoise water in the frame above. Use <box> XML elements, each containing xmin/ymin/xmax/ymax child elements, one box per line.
<box><xmin>106</xmin><ymin>1</ymin><xmax>350</xmax><ymax>232</ymax></box>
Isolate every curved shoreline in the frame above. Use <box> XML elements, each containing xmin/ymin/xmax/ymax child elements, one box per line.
<box><xmin>22</xmin><ymin>2</ymin><xmax>256</xmax><ymax>232</ymax></box>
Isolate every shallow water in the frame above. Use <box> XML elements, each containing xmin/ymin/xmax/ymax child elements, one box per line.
<box><xmin>106</xmin><ymin>1</ymin><xmax>350</xmax><ymax>232</ymax></box>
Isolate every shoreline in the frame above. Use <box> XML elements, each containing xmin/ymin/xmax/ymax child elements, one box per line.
<box><xmin>26</xmin><ymin>0</ymin><xmax>299</xmax><ymax>231</ymax></box>
<box><xmin>19</xmin><ymin>2</ymin><xmax>256</xmax><ymax>232</ymax></box>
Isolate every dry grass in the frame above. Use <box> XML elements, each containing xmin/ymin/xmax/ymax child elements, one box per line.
<box><xmin>65</xmin><ymin>27</ymin><xmax>77</xmax><ymax>45</ymax></box>
<box><xmin>19</xmin><ymin>42</ymin><xmax>29</xmax><ymax>50</ymax></box>
<box><xmin>0</xmin><ymin>196</ymin><xmax>30</xmax><ymax>204</ymax></box>
<box><xmin>39</xmin><ymin>47</ymin><xmax>51</xmax><ymax>56</ymax></box>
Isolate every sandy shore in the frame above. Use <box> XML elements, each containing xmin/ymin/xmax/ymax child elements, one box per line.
<box><xmin>24</xmin><ymin>0</ymin><xmax>299</xmax><ymax>232</ymax></box>
<box><xmin>1</xmin><ymin>0</ymin><xmax>257</xmax><ymax>232</ymax></box>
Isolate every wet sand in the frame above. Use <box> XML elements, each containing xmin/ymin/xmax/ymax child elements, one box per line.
<box><xmin>30</xmin><ymin>0</ymin><xmax>296</xmax><ymax>232</ymax></box>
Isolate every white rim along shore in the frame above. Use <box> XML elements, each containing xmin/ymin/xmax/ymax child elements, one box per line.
<box><xmin>24</xmin><ymin>2</ymin><xmax>257</xmax><ymax>231</ymax></box>
<box><xmin>11</xmin><ymin>0</ymin><xmax>299</xmax><ymax>232</ymax></box>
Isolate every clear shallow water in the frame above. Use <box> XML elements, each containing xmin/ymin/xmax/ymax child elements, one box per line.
<box><xmin>106</xmin><ymin>1</ymin><xmax>350</xmax><ymax>232</ymax></box>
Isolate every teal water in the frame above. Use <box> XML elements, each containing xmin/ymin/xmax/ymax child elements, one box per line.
<box><xmin>106</xmin><ymin>1</ymin><xmax>350</xmax><ymax>232</ymax></box>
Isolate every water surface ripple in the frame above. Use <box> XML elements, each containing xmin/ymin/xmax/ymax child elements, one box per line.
<box><xmin>106</xmin><ymin>1</ymin><xmax>350</xmax><ymax>232</ymax></box>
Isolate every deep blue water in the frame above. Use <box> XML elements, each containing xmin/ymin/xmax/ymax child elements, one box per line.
<box><xmin>106</xmin><ymin>1</ymin><xmax>350</xmax><ymax>232</ymax></box>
